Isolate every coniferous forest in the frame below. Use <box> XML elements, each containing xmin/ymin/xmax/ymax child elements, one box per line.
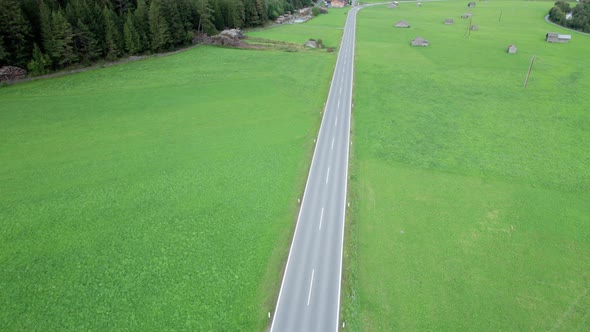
<box><xmin>0</xmin><ymin>0</ymin><xmax>314</xmax><ymax>75</ymax></box>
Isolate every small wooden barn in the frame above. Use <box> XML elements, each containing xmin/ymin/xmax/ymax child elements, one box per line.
<box><xmin>411</xmin><ymin>36</ymin><xmax>429</xmax><ymax>46</ymax></box>
<box><xmin>507</xmin><ymin>44</ymin><xmax>517</xmax><ymax>54</ymax></box>
<box><xmin>394</xmin><ymin>20</ymin><xmax>410</xmax><ymax>28</ymax></box>
<box><xmin>545</xmin><ymin>32</ymin><xmax>571</xmax><ymax>43</ymax></box>
<box><xmin>444</xmin><ymin>18</ymin><xmax>454</xmax><ymax>25</ymax></box>
<box><xmin>471</xmin><ymin>24</ymin><xmax>478</xmax><ymax>30</ymax></box>
<box><xmin>468</xmin><ymin>1</ymin><xmax>476</xmax><ymax>8</ymax></box>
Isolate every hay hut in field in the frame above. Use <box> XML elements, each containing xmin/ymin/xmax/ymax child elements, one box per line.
<box><xmin>468</xmin><ymin>1</ymin><xmax>476</xmax><ymax>8</ymax></box>
<box><xmin>507</xmin><ymin>44</ymin><xmax>517</xmax><ymax>54</ymax></box>
<box><xmin>394</xmin><ymin>20</ymin><xmax>410</xmax><ymax>28</ymax></box>
<box><xmin>305</xmin><ymin>39</ymin><xmax>317</xmax><ymax>48</ymax></box>
<box><xmin>444</xmin><ymin>18</ymin><xmax>454</xmax><ymax>25</ymax></box>
<box><xmin>411</xmin><ymin>36</ymin><xmax>429</xmax><ymax>46</ymax></box>
<box><xmin>471</xmin><ymin>24</ymin><xmax>478</xmax><ymax>30</ymax></box>
<box><xmin>545</xmin><ymin>32</ymin><xmax>571</xmax><ymax>43</ymax></box>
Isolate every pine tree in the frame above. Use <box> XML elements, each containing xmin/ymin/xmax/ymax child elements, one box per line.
<box><xmin>0</xmin><ymin>0</ymin><xmax>33</xmax><ymax>67</ymax></box>
<box><xmin>149</xmin><ymin>0</ymin><xmax>171</xmax><ymax>52</ymax></box>
<box><xmin>255</xmin><ymin>0</ymin><xmax>268</xmax><ymax>25</ymax></box>
<box><xmin>39</xmin><ymin>1</ymin><xmax>57</xmax><ymax>67</ymax></box>
<box><xmin>74</xmin><ymin>18</ymin><xmax>100</xmax><ymax>62</ymax></box>
<box><xmin>223</xmin><ymin>0</ymin><xmax>244</xmax><ymax>28</ymax></box>
<box><xmin>103</xmin><ymin>6</ymin><xmax>122</xmax><ymax>59</ymax></box>
<box><xmin>244</xmin><ymin>0</ymin><xmax>260</xmax><ymax>27</ymax></box>
<box><xmin>123</xmin><ymin>14</ymin><xmax>141</xmax><ymax>54</ymax></box>
<box><xmin>0</xmin><ymin>38</ymin><xmax>7</xmax><ymax>64</ymax></box>
<box><xmin>27</xmin><ymin>42</ymin><xmax>51</xmax><ymax>75</ymax></box>
<box><xmin>162</xmin><ymin>0</ymin><xmax>186</xmax><ymax>46</ymax></box>
<box><xmin>196</xmin><ymin>0</ymin><xmax>215</xmax><ymax>34</ymax></box>
<box><xmin>212</xmin><ymin>0</ymin><xmax>225</xmax><ymax>31</ymax></box>
<box><xmin>52</xmin><ymin>9</ymin><xmax>78</xmax><ymax>67</ymax></box>
<box><xmin>134</xmin><ymin>0</ymin><xmax>150</xmax><ymax>53</ymax></box>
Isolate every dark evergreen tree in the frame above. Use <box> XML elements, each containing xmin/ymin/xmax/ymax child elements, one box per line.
<box><xmin>196</xmin><ymin>0</ymin><xmax>215</xmax><ymax>34</ymax></box>
<box><xmin>0</xmin><ymin>0</ymin><xmax>33</xmax><ymax>67</ymax></box>
<box><xmin>162</xmin><ymin>0</ymin><xmax>186</xmax><ymax>46</ymax></box>
<box><xmin>149</xmin><ymin>0</ymin><xmax>171</xmax><ymax>51</ymax></box>
<box><xmin>103</xmin><ymin>6</ymin><xmax>122</xmax><ymax>59</ymax></box>
<box><xmin>244</xmin><ymin>0</ymin><xmax>258</xmax><ymax>27</ymax></box>
<box><xmin>27</xmin><ymin>42</ymin><xmax>51</xmax><ymax>75</ymax></box>
<box><xmin>52</xmin><ymin>9</ymin><xmax>78</xmax><ymax>67</ymax></box>
<box><xmin>39</xmin><ymin>1</ymin><xmax>58</xmax><ymax>67</ymax></box>
<box><xmin>0</xmin><ymin>38</ymin><xmax>7</xmax><ymax>65</ymax></box>
<box><xmin>123</xmin><ymin>14</ymin><xmax>141</xmax><ymax>54</ymax></box>
<box><xmin>74</xmin><ymin>18</ymin><xmax>100</xmax><ymax>62</ymax></box>
<box><xmin>212</xmin><ymin>0</ymin><xmax>225</xmax><ymax>31</ymax></box>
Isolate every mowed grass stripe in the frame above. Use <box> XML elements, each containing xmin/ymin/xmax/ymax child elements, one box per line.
<box><xmin>0</xmin><ymin>12</ymin><xmax>344</xmax><ymax>328</ymax></box>
<box><xmin>344</xmin><ymin>1</ymin><xmax>590</xmax><ymax>331</ymax></box>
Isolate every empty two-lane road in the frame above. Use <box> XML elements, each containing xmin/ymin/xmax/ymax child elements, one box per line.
<box><xmin>270</xmin><ymin>5</ymin><xmax>360</xmax><ymax>332</ymax></box>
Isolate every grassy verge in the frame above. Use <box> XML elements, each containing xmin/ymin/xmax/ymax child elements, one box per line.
<box><xmin>344</xmin><ymin>1</ymin><xmax>590</xmax><ymax>330</ymax></box>
<box><xmin>0</xmin><ymin>25</ymin><xmax>341</xmax><ymax>329</ymax></box>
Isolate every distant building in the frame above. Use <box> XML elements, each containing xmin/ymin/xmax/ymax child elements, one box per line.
<box><xmin>411</xmin><ymin>36</ymin><xmax>429</xmax><ymax>46</ymax></box>
<box><xmin>471</xmin><ymin>24</ymin><xmax>478</xmax><ymax>30</ymax></box>
<box><xmin>444</xmin><ymin>18</ymin><xmax>454</xmax><ymax>24</ymax></box>
<box><xmin>394</xmin><ymin>20</ymin><xmax>410</xmax><ymax>28</ymax></box>
<box><xmin>330</xmin><ymin>0</ymin><xmax>346</xmax><ymax>8</ymax></box>
<box><xmin>468</xmin><ymin>1</ymin><xmax>476</xmax><ymax>8</ymax></box>
<box><xmin>507</xmin><ymin>44</ymin><xmax>517</xmax><ymax>54</ymax></box>
<box><xmin>461</xmin><ymin>12</ymin><xmax>472</xmax><ymax>19</ymax></box>
<box><xmin>546</xmin><ymin>32</ymin><xmax>571</xmax><ymax>43</ymax></box>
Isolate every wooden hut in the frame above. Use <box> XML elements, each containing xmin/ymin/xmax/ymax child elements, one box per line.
<box><xmin>507</xmin><ymin>44</ymin><xmax>517</xmax><ymax>54</ymax></box>
<box><xmin>444</xmin><ymin>18</ymin><xmax>454</xmax><ymax>25</ymax></box>
<box><xmin>546</xmin><ymin>32</ymin><xmax>571</xmax><ymax>43</ymax></box>
<box><xmin>411</xmin><ymin>36</ymin><xmax>429</xmax><ymax>46</ymax></box>
<box><xmin>394</xmin><ymin>20</ymin><xmax>410</xmax><ymax>28</ymax></box>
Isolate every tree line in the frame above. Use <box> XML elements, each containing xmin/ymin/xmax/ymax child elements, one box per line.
<box><xmin>549</xmin><ymin>0</ymin><xmax>590</xmax><ymax>33</ymax></box>
<box><xmin>0</xmin><ymin>0</ymin><xmax>313</xmax><ymax>75</ymax></box>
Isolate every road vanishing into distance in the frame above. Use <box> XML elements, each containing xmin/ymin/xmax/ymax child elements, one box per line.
<box><xmin>270</xmin><ymin>4</ymin><xmax>360</xmax><ymax>332</ymax></box>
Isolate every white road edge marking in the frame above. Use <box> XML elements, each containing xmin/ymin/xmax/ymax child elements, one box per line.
<box><xmin>331</xmin><ymin>137</ymin><xmax>335</xmax><ymax>150</ymax></box>
<box><xmin>319</xmin><ymin>207</ymin><xmax>325</xmax><ymax>230</ymax></box>
<box><xmin>326</xmin><ymin>167</ymin><xmax>330</xmax><ymax>184</ymax></box>
<box><xmin>307</xmin><ymin>269</ymin><xmax>315</xmax><ymax>306</ymax></box>
<box><xmin>335</xmin><ymin>117</ymin><xmax>338</xmax><ymax>126</ymax></box>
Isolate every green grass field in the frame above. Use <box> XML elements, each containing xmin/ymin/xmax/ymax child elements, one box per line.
<box><xmin>249</xmin><ymin>8</ymin><xmax>348</xmax><ymax>48</ymax></box>
<box><xmin>344</xmin><ymin>1</ymin><xmax>590</xmax><ymax>331</ymax></box>
<box><xmin>0</xmin><ymin>11</ymin><xmax>346</xmax><ymax>329</ymax></box>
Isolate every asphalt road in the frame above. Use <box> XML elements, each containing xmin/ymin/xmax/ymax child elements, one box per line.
<box><xmin>270</xmin><ymin>5</ymin><xmax>360</xmax><ymax>332</ymax></box>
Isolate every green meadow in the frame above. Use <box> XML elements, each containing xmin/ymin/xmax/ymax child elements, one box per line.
<box><xmin>249</xmin><ymin>7</ymin><xmax>348</xmax><ymax>48</ymax></box>
<box><xmin>344</xmin><ymin>1</ymin><xmax>590</xmax><ymax>331</ymax></box>
<box><xmin>0</xmin><ymin>11</ymin><xmax>345</xmax><ymax>330</ymax></box>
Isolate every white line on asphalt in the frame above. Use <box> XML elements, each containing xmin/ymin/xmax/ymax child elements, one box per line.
<box><xmin>331</xmin><ymin>137</ymin><xmax>335</xmax><ymax>150</ymax></box>
<box><xmin>326</xmin><ymin>167</ymin><xmax>330</xmax><ymax>184</ymax></box>
<box><xmin>338</xmin><ymin>100</ymin><xmax>341</xmax><ymax>108</ymax></box>
<box><xmin>307</xmin><ymin>269</ymin><xmax>315</xmax><ymax>306</ymax></box>
<box><xmin>339</xmin><ymin>86</ymin><xmax>342</xmax><ymax>94</ymax></box>
<box><xmin>319</xmin><ymin>207</ymin><xmax>325</xmax><ymax>230</ymax></box>
<box><xmin>335</xmin><ymin>117</ymin><xmax>338</xmax><ymax>126</ymax></box>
